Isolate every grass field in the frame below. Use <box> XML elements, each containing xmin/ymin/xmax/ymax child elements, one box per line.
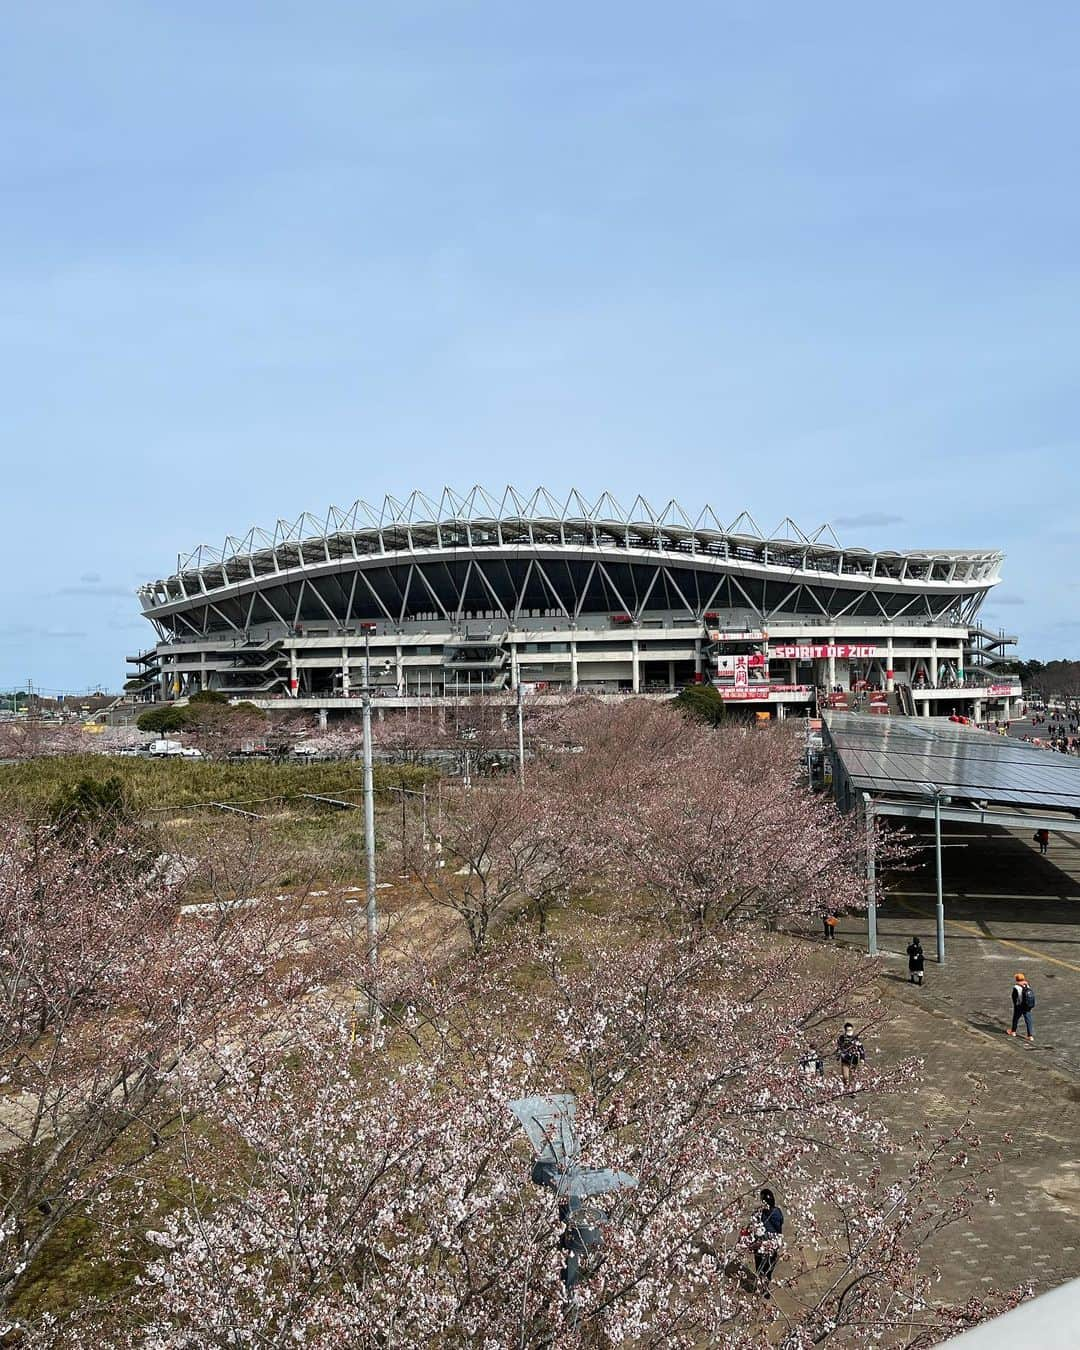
<box><xmin>0</xmin><ymin>754</ymin><xmax>434</xmax><ymax>816</ymax></box>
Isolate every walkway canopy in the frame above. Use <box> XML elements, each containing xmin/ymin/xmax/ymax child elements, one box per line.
<box><xmin>821</xmin><ymin>712</ymin><xmax>1080</xmax><ymax>960</ymax></box>
<box><xmin>823</xmin><ymin>712</ymin><xmax>1080</xmax><ymax>835</ymax></box>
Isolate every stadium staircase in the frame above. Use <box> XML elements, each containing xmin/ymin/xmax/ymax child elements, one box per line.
<box><xmin>822</xmin><ymin>686</ymin><xmax>913</xmax><ymax>717</ymax></box>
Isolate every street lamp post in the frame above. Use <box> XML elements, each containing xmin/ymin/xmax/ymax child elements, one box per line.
<box><xmin>361</xmin><ymin>627</ymin><xmax>378</xmax><ymax>1016</ymax></box>
<box><xmin>516</xmin><ymin>680</ymin><xmax>525</xmax><ymax>790</ymax></box>
<box><xmin>918</xmin><ymin>781</ymin><xmax>949</xmax><ymax>964</ymax></box>
<box><xmin>933</xmin><ymin>790</ymin><xmax>945</xmax><ymax>965</ymax></box>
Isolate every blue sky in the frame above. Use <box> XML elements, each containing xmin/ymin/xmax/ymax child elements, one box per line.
<box><xmin>2</xmin><ymin>2</ymin><xmax>1077</xmax><ymax>693</ymax></box>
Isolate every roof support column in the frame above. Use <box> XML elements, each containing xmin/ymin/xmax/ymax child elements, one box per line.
<box><xmin>863</xmin><ymin>793</ymin><xmax>877</xmax><ymax>956</ymax></box>
<box><xmin>631</xmin><ymin>635</ymin><xmax>640</xmax><ymax>693</ymax></box>
<box><xmin>934</xmin><ymin>792</ymin><xmax>945</xmax><ymax>965</ymax></box>
<box><xmin>570</xmin><ymin>638</ymin><xmax>578</xmax><ymax>691</ymax></box>
<box><xmin>930</xmin><ymin>638</ymin><xmax>939</xmax><ymax>687</ymax></box>
<box><xmin>886</xmin><ymin>636</ymin><xmax>894</xmax><ymax>692</ymax></box>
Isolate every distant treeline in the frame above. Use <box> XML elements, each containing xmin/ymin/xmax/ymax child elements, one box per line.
<box><xmin>1015</xmin><ymin>659</ymin><xmax>1080</xmax><ymax>695</ymax></box>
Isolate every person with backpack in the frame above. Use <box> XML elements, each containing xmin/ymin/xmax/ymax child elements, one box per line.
<box><xmin>1034</xmin><ymin>828</ymin><xmax>1050</xmax><ymax>855</ymax></box>
<box><xmin>835</xmin><ymin>1023</ymin><xmax>865</xmax><ymax>1089</ymax></box>
<box><xmin>1008</xmin><ymin>973</ymin><xmax>1035</xmax><ymax>1040</ymax></box>
<box><xmin>752</xmin><ymin>1188</ymin><xmax>784</xmax><ymax>1296</ymax></box>
<box><xmin>906</xmin><ymin>936</ymin><xmax>925</xmax><ymax>986</ymax></box>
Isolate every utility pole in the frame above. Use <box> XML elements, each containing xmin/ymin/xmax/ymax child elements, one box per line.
<box><xmin>361</xmin><ymin>627</ymin><xmax>379</xmax><ymax>1025</ymax></box>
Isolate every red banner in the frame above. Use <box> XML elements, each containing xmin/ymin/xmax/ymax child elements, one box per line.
<box><xmin>716</xmin><ymin>684</ymin><xmax>812</xmax><ymax>701</ymax></box>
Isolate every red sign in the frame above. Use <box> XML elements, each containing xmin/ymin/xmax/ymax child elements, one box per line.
<box><xmin>771</xmin><ymin>643</ymin><xmax>877</xmax><ymax>660</ymax></box>
<box><xmin>715</xmin><ymin>684</ymin><xmax>812</xmax><ymax>701</ymax></box>
<box><xmin>988</xmin><ymin>682</ymin><xmax>1015</xmax><ymax>695</ymax></box>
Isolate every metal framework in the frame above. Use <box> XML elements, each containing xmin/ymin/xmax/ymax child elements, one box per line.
<box><xmin>138</xmin><ymin>485</ymin><xmax>1002</xmax><ymax>631</ymax></box>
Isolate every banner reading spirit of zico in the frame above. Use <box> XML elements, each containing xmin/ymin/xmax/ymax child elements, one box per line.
<box><xmin>770</xmin><ymin>643</ymin><xmax>877</xmax><ymax>660</ymax></box>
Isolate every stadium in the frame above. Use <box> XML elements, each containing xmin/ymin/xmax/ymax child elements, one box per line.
<box><xmin>126</xmin><ymin>487</ymin><xmax>1022</xmax><ymax>721</ymax></box>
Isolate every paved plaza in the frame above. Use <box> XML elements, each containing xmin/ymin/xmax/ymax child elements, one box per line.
<box><xmin>831</xmin><ymin>820</ymin><xmax>1080</xmax><ymax>1301</ymax></box>
<box><xmin>841</xmin><ymin>822</ymin><xmax>1080</xmax><ymax>1075</ymax></box>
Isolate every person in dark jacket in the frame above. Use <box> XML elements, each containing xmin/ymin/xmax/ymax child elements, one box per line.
<box><xmin>753</xmin><ymin>1188</ymin><xmax>784</xmax><ymax>1294</ymax></box>
<box><xmin>906</xmin><ymin>937</ymin><xmax>925</xmax><ymax>986</ymax></box>
<box><xmin>835</xmin><ymin>1023</ymin><xmax>865</xmax><ymax>1089</ymax></box>
<box><xmin>1008</xmin><ymin>973</ymin><xmax>1035</xmax><ymax>1039</ymax></box>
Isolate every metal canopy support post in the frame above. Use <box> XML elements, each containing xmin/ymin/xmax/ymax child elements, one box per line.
<box><xmin>863</xmin><ymin>792</ymin><xmax>877</xmax><ymax>955</ymax></box>
<box><xmin>934</xmin><ymin>791</ymin><xmax>945</xmax><ymax>965</ymax></box>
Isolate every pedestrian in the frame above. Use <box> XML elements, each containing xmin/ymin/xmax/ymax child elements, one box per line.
<box><xmin>799</xmin><ymin>1042</ymin><xmax>825</xmax><ymax>1079</ymax></box>
<box><xmin>752</xmin><ymin>1188</ymin><xmax>784</xmax><ymax>1295</ymax></box>
<box><xmin>1007</xmin><ymin>973</ymin><xmax>1036</xmax><ymax>1040</ymax></box>
<box><xmin>1034</xmin><ymin>828</ymin><xmax>1050</xmax><ymax>855</ymax></box>
<box><xmin>823</xmin><ymin>912</ymin><xmax>838</xmax><ymax>940</ymax></box>
<box><xmin>906</xmin><ymin>936</ymin><xmax>925</xmax><ymax>986</ymax></box>
<box><xmin>835</xmin><ymin>1022</ymin><xmax>865</xmax><ymax>1089</ymax></box>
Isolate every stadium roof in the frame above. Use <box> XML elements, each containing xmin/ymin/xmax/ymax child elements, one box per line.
<box><xmin>140</xmin><ymin>486</ymin><xmax>1004</xmax><ymax>604</ymax></box>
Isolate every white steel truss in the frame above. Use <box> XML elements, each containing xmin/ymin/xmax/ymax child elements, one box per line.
<box><xmin>142</xmin><ymin>485</ymin><xmax>1004</xmax><ymax>617</ymax></box>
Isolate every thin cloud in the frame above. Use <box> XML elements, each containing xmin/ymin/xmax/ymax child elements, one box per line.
<box><xmin>57</xmin><ymin>583</ymin><xmax>134</xmax><ymax>598</ymax></box>
<box><xmin>833</xmin><ymin>511</ymin><xmax>905</xmax><ymax>528</ymax></box>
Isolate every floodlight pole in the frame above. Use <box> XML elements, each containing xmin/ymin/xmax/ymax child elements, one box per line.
<box><xmin>361</xmin><ymin>631</ymin><xmax>378</xmax><ymax>1014</ymax></box>
<box><xmin>863</xmin><ymin>792</ymin><xmax>877</xmax><ymax>955</ymax></box>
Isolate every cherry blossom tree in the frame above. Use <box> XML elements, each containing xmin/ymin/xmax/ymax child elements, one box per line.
<box><xmin>114</xmin><ymin>922</ymin><xmax>1022</xmax><ymax>1349</ymax></box>
<box><xmin>3</xmin><ymin>699</ymin><xmax>1024</xmax><ymax>1346</ymax></box>
<box><xmin>0</xmin><ymin>817</ymin><xmax>328</xmax><ymax>1332</ymax></box>
<box><xmin>0</xmin><ymin>720</ymin><xmax>90</xmax><ymax>761</ymax></box>
<box><xmin>407</xmin><ymin>780</ymin><xmax>542</xmax><ymax>952</ymax></box>
<box><xmin>178</xmin><ymin>701</ymin><xmax>267</xmax><ymax>758</ymax></box>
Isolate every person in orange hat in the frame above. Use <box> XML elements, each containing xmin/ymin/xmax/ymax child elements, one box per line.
<box><xmin>1008</xmin><ymin>973</ymin><xmax>1035</xmax><ymax>1039</ymax></box>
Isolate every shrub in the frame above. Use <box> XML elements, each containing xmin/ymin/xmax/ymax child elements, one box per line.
<box><xmin>49</xmin><ymin>773</ymin><xmax>130</xmax><ymax>835</ymax></box>
<box><xmin>672</xmin><ymin>682</ymin><xmax>726</xmax><ymax>725</ymax></box>
<box><xmin>137</xmin><ymin>707</ymin><xmax>190</xmax><ymax>734</ymax></box>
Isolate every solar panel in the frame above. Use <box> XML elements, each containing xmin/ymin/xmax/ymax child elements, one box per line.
<box><xmin>824</xmin><ymin>713</ymin><xmax>1080</xmax><ymax>813</ymax></box>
